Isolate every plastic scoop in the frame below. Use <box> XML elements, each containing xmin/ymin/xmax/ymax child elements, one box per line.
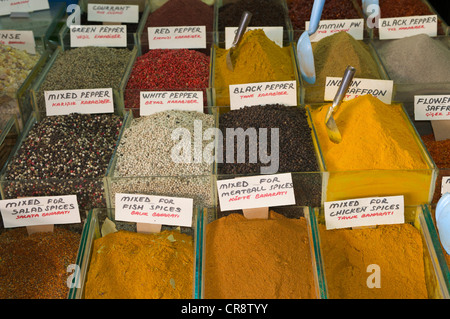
<box><xmin>297</xmin><ymin>0</ymin><xmax>325</xmax><ymax>84</ymax></box>
<box><xmin>325</xmin><ymin>65</ymin><xmax>356</xmax><ymax>144</ymax></box>
<box><xmin>436</xmin><ymin>193</ymin><xmax>450</xmax><ymax>255</ymax></box>
<box><xmin>226</xmin><ymin>11</ymin><xmax>252</xmax><ymax>71</ymax></box>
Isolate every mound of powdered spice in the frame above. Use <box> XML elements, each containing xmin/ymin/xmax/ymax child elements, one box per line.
<box><xmin>36</xmin><ymin>47</ymin><xmax>132</xmax><ymax>112</ymax></box>
<box><xmin>125</xmin><ymin>49</ymin><xmax>209</xmax><ymax>112</ymax></box>
<box><xmin>3</xmin><ymin>113</ymin><xmax>123</xmax><ymax>209</ymax></box>
<box><xmin>140</xmin><ymin>0</ymin><xmax>213</xmax><ymax>54</ymax></box>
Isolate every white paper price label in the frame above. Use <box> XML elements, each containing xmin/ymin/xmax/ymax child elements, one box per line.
<box><xmin>0</xmin><ymin>30</ymin><xmax>35</xmax><ymax>54</ymax></box>
<box><xmin>44</xmin><ymin>88</ymin><xmax>114</xmax><ymax>116</ymax></box>
<box><xmin>324</xmin><ymin>77</ymin><xmax>393</xmax><ymax>104</ymax></box>
<box><xmin>70</xmin><ymin>25</ymin><xmax>127</xmax><ymax>47</ymax></box>
<box><xmin>414</xmin><ymin>95</ymin><xmax>450</xmax><ymax>120</ymax></box>
<box><xmin>225</xmin><ymin>26</ymin><xmax>283</xmax><ymax>48</ymax></box>
<box><xmin>324</xmin><ymin>195</ymin><xmax>404</xmax><ymax>230</ymax></box>
<box><xmin>217</xmin><ymin>173</ymin><xmax>295</xmax><ymax>211</ymax></box>
<box><xmin>148</xmin><ymin>26</ymin><xmax>206</xmax><ymax>49</ymax></box>
<box><xmin>306</xmin><ymin>19</ymin><xmax>364</xmax><ymax>42</ymax></box>
<box><xmin>379</xmin><ymin>15</ymin><xmax>437</xmax><ymax>40</ymax></box>
<box><xmin>442</xmin><ymin>177</ymin><xmax>450</xmax><ymax>195</ymax></box>
<box><xmin>7</xmin><ymin>0</ymin><xmax>49</xmax><ymax>13</ymax></box>
<box><xmin>88</xmin><ymin>4</ymin><xmax>139</xmax><ymax>23</ymax></box>
<box><xmin>0</xmin><ymin>195</ymin><xmax>81</xmax><ymax>228</ymax></box>
<box><xmin>140</xmin><ymin>91</ymin><xmax>204</xmax><ymax>116</ymax></box>
<box><xmin>229</xmin><ymin>81</ymin><xmax>297</xmax><ymax>110</ymax></box>
<box><xmin>115</xmin><ymin>193</ymin><xmax>193</xmax><ymax>227</ymax></box>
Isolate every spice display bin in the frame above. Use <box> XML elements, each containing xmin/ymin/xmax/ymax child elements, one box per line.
<box><xmin>68</xmin><ymin>207</ymin><xmax>202</xmax><ymax>299</ymax></box>
<box><xmin>371</xmin><ymin>36</ymin><xmax>450</xmax><ymax>136</ymax></box>
<box><xmin>0</xmin><ymin>115</ymin><xmax>20</xmax><ymax>178</ymax></box>
<box><xmin>313</xmin><ymin>205</ymin><xmax>449</xmax><ymax>299</ymax></box>
<box><xmin>29</xmin><ymin>45</ymin><xmax>138</xmax><ymax>121</ymax></box>
<box><xmin>0</xmin><ymin>1</ymin><xmax>66</xmax><ymax>50</ymax></box>
<box><xmin>300</xmin><ymin>38</ymin><xmax>390</xmax><ymax>104</ymax></box>
<box><xmin>209</xmin><ymin>42</ymin><xmax>302</xmax><ymax>107</ymax></box>
<box><xmin>213</xmin><ymin>0</ymin><xmax>294</xmax><ymax>45</ymax></box>
<box><xmin>198</xmin><ymin>205</ymin><xmax>327</xmax><ymax>299</ymax></box>
<box><xmin>59</xmin><ymin>0</ymin><xmax>151</xmax><ymax>56</ymax></box>
<box><xmin>212</xmin><ymin>105</ymin><xmax>327</xmax><ymax>207</ymax></box>
<box><xmin>0</xmin><ymin>110</ymin><xmax>130</xmax><ymax>211</ymax></box>
<box><xmin>306</xmin><ymin>102</ymin><xmax>437</xmax><ymax>206</ymax></box>
<box><xmin>105</xmin><ymin>110</ymin><xmax>217</xmax><ymax>210</ymax></box>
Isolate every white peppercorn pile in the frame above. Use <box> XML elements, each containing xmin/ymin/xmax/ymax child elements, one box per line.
<box><xmin>3</xmin><ymin>113</ymin><xmax>123</xmax><ymax>209</ymax></box>
<box><xmin>36</xmin><ymin>47</ymin><xmax>132</xmax><ymax>112</ymax></box>
<box><xmin>110</xmin><ymin>110</ymin><xmax>215</xmax><ymax>207</ymax></box>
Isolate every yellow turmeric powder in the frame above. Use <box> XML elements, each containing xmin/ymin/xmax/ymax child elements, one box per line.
<box><xmin>310</xmin><ymin>94</ymin><xmax>427</xmax><ymax>171</ymax></box>
<box><xmin>318</xmin><ymin>223</ymin><xmax>429</xmax><ymax>299</ymax></box>
<box><xmin>214</xmin><ymin>29</ymin><xmax>295</xmax><ymax>106</ymax></box>
<box><xmin>84</xmin><ymin>230</ymin><xmax>193</xmax><ymax>299</ymax></box>
<box><xmin>205</xmin><ymin>211</ymin><xmax>317</xmax><ymax>299</ymax></box>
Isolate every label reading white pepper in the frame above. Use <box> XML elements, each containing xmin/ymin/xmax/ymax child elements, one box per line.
<box><xmin>225</xmin><ymin>26</ymin><xmax>283</xmax><ymax>48</ymax></box>
<box><xmin>0</xmin><ymin>30</ymin><xmax>35</xmax><ymax>54</ymax></box>
<box><xmin>306</xmin><ymin>19</ymin><xmax>364</xmax><ymax>42</ymax></box>
<box><xmin>44</xmin><ymin>88</ymin><xmax>114</xmax><ymax>116</ymax></box>
<box><xmin>324</xmin><ymin>77</ymin><xmax>393</xmax><ymax>104</ymax></box>
<box><xmin>87</xmin><ymin>4</ymin><xmax>139</xmax><ymax>23</ymax></box>
<box><xmin>379</xmin><ymin>15</ymin><xmax>437</xmax><ymax>40</ymax></box>
<box><xmin>148</xmin><ymin>26</ymin><xmax>206</xmax><ymax>49</ymax></box>
<box><xmin>229</xmin><ymin>80</ymin><xmax>297</xmax><ymax>110</ymax></box>
<box><xmin>140</xmin><ymin>91</ymin><xmax>204</xmax><ymax>116</ymax></box>
<box><xmin>0</xmin><ymin>195</ymin><xmax>81</xmax><ymax>228</ymax></box>
<box><xmin>115</xmin><ymin>193</ymin><xmax>193</xmax><ymax>227</ymax></box>
<box><xmin>414</xmin><ymin>95</ymin><xmax>450</xmax><ymax>120</ymax></box>
<box><xmin>70</xmin><ymin>25</ymin><xmax>127</xmax><ymax>47</ymax></box>
<box><xmin>324</xmin><ymin>196</ymin><xmax>404</xmax><ymax>230</ymax></box>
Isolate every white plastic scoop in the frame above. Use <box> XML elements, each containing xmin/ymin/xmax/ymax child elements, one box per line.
<box><xmin>297</xmin><ymin>0</ymin><xmax>325</xmax><ymax>84</ymax></box>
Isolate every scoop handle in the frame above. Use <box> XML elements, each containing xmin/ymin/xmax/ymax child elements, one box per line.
<box><xmin>308</xmin><ymin>0</ymin><xmax>325</xmax><ymax>35</ymax></box>
<box><xmin>332</xmin><ymin>65</ymin><xmax>356</xmax><ymax>107</ymax></box>
<box><xmin>232</xmin><ymin>11</ymin><xmax>252</xmax><ymax>47</ymax></box>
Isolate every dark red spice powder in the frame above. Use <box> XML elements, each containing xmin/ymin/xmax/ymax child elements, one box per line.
<box><xmin>125</xmin><ymin>49</ymin><xmax>210</xmax><ymax>113</ymax></box>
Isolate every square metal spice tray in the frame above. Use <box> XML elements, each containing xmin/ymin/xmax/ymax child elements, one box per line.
<box><xmin>213</xmin><ymin>0</ymin><xmax>294</xmax><ymax>46</ymax></box>
<box><xmin>312</xmin><ymin>205</ymin><xmax>450</xmax><ymax>299</ymax></box>
<box><xmin>305</xmin><ymin>102</ymin><xmax>438</xmax><ymax>207</ymax></box>
<box><xmin>68</xmin><ymin>207</ymin><xmax>202</xmax><ymax>299</ymax></box>
<box><xmin>28</xmin><ymin>45</ymin><xmax>138</xmax><ymax>121</ymax></box>
<box><xmin>197</xmin><ymin>205</ymin><xmax>327</xmax><ymax>299</ymax></box>
<box><xmin>0</xmin><ymin>110</ymin><xmax>131</xmax><ymax>211</ymax></box>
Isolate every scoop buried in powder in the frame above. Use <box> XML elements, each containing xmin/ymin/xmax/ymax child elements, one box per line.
<box><xmin>226</xmin><ymin>10</ymin><xmax>252</xmax><ymax>71</ymax></box>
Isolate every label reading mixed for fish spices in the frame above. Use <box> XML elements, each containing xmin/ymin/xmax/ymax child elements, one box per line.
<box><xmin>44</xmin><ymin>88</ymin><xmax>114</xmax><ymax>116</ymax></box>
<box><xmin>0</xmin><ymin>195</ymin><xmax>81</xmax><ymax>228</ymax></box>
<box><xmin>70</xmin><ymin>25</ymin><xmax>127</xmax><ymax>47</ymax></box>
<box><xmin>0</xmin><ymin>30</ymin><xmax>36</xmax><ymax>54</ymax></box>
<box><xmin>148</xmin><ymin>26</ymin><xmax>206</xmax><ymax>49</ymax></box>
<box><xmin>324</xmin><ymin>77</ymin><xmax>393</xmax><ymax>104</ymax></box>
<box><xmin>306</xmin><ymin>19</ymin><xmax>364</xmax><ymax>42</ymax></box>
<box><xmin>379</xmin><ymin>15</ymin><xmax>437</xmax><ymax>40</ymax></box>
<box><xmin>217</xmin><ymin>173</ymin><xmax>295</xmax><ymax>211</ymax></box>
<box><xmin>87</xmin><ymin>4</ymin><xmax>139</xmax><ymax>23</ymax></box>
<box><xmin>414</xmin><ymin>95</ymin><xmax>450</xmax><ymax>120</ymax></box>
<box><xmin>115</xmin><ymin>193</ymin><xmax>193</xmax><ymax>227</ymax></box>
<box><xmin>324</xmin><ymin>195</ymin><xmax>405</xmax><ymax>230</ymax></box>
<box><xmin>140</xmin><ymin>91</ymin><xmax>204</xmax><ymax>116</ymax></box>
<box><xmin>225</xmin><ymin>26</ymin><xmax>283</xmax><ymax>48</ymax></box>
<box><xmin>229</xmin><ymin>80</ymin><xmax>297</xmax><ymax>110</ymax></box>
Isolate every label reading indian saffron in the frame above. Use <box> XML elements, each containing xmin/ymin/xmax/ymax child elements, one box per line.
<box><xmin>140</xmin><ymin>91</ymin><xmax>204</xmax><ymax>116</ymax></box>
<box><xmin>324</xmin><ymin>195</ymin><xmax>404</xmax><ymax>230</ymax></box>
<box><xmin>324</xmin><ymin>77</ymin><xmax>393</xmax><ymax>104</ymax></box>
<box><xmin>0</xmin><ymin>195</ymin><xmax>81</xmax><ymax>228</ymax></box>
<box><xmin>115</xmin><ymin>193</ymin><xmax>193</xmax><ymax>227</ymax></box>
<box><xmin>229</xmin><ymin>81</ymin><xmax>297</xmax><ymax>110</ymax></box>
<box><xmin>414</xmin><ymin>95</ymin><xmax>450</xmax><ymax>120</ymax></box>
<box><xmin>217</xmin><ymin>173</ymin><xmax>295</xmax><ymax>211</ymax></box>
<box><xmin>44</xmin><ymin>88</ymin><xmax>114</xmax><ymax>116</ymax></box>
<box><xmin>87</xmin><ymin>4</ymin><xmax>139</xmax><ymax>23</ymax></box>
<box><xmin>225</xmin><ymin>26</ymin><xmax>283</xmax><ymax>48</ymax></box>
<box><xmin>70</xmin><ymin>25</ymin><xmax>127</xmax><ymax>47</ymax></box>
<box><xmin>442</xmin><ymin>177</ymin><xmax>450</xmax><ymax>195</ymax></box>
<box><xmin>0</xmin><ymin>30</ymin><xmax>35</xmax><ymax>54</ymax></box>
<box><xmin>148</xmin><ymin>26</ymin><xmax>206</xmax><ymax>49</ymax></box>
<box><xmin>306</xmin><ymin>19</ymin><xmax>364</xmax><ymax>42</ymax></box>
<box><xmin>379</xmin><ymin>15</ymin><xmax>437</xmax><ymax>40</ymax></box>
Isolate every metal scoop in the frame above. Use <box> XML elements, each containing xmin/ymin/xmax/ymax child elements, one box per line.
<box><xmin>297</xmin><ymin>0</ymin><xmax>325</xmax><ymax>84</ymax></box>
<box><xmin>226</xmin><ymin>11</ymin><xmax>252</xmax><ymax>71</ymax></box>
<box><xmin>325</xmin><ymin>65</ymin><xmax>356</xmax><ymax>144</ymax></box>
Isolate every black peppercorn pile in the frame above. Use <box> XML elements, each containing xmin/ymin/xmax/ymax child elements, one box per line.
<box><xmin>3</xmin><ymin>113</ymin><xmax>123</xmax><ymax>209</ymax></box>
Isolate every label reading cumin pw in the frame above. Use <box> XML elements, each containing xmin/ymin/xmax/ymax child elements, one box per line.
<box><xmin>148</xmin><ymin>26</ymin><xmax>206</xmax><ymax>49</ymax></box>
<box><xmin>115</xmin><ymin>193</ymin><xmax>193</xmax><ymax>227</ymax></box>
<box><xmin>140</xmin><ymin>91</ymin><xmax>203</xmax><ymax>115</ymax></box>
<box><xmin>306</xmin><ymin>19</ymin><xmax>364</xmax><ymax>42</ymax></box>
<box><xmin>70</xmin><ymin>25</ymin><xmax>127</xmax><ymax>47</ymax></box>
<box><xmin>0</xmin><ymin>195</ymin><xmax>80</xmax><ymax>228</ymax></box>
